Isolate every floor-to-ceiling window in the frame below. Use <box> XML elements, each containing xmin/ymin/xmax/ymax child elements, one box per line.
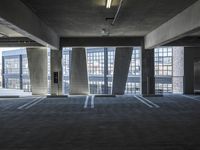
<box><xmin>2</xmin><ymin>49</ymin><xmax>31</xmax><ymax>91</ymax></box>
<box><xmin>62</xmin><ymin>48</ymin><xmax>71</xmax><ymax>95</ymax></box>
<box><xmin>22</xmin><ymin>54</ymin><xmax>31</xmax><ymax>92</ymax></box>
<box><xmin>125</xmin><ymin>47</ymin><xmax>141</xmax><ymax>94</ymax></box>
<box><xmin>2</xmin><ymin>48</ymin><xmax>51</xmax><ymax>93</ymax></box>
<box><xmin>47</xmin><ymin>49</ymin><xmax>51</xmax><ymax>94</ymax></box>
<box><xmin>87</xmin><ymin>47</ymin><xmax>115</xmax><ymax>94</ymax></box>
<box><xmin>87</xmin><ymin>48</ymin><xmax>105</xmax><ymax>94</ymax></box>
<box><xmin>154</xmin><ymin>47</ymin><xmax>173</xmax><ymax>94</ymax></box>
<box><xmin>107</xmin><ymin>48</ymin><xmax>115</xmax><ymax>94</ymax></box>
<box><xmin>3</xmin><ymin>55</ymin><xmax>20</xmax><ymax>89</ymax></box>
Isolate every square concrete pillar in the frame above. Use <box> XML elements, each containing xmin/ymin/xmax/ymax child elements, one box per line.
<box><xmin>27</xmin><ymin>48</ymin><xmax>48</xmax><ymax>95</ymax></box>
<box><xmin>51</xmin><ymin>50</ymin><xmax>63</xmax><ymax>95</ymax></box>
<box><xmin>184</xmin><ymin>47</ymin><xmax>200</xmax><ymax>94</ymax></box>
<box><xmin>141</xmin><ymin>45</ymin><xmax>155</xmax><ymax>95</ymax></box>
<box><xmin>70</xmin><ymin>48</ymin><xmax>89</xmax><ymax>95</ymax></box>
<box><xmin>172</xmin><ymin>47</ymin><xmax>184</xmax><ymax>94</ymax></box>
<box><xmin>112</xmin><ymin>47</ymin><xmax>133</xmax><ymax>95</ymax></box>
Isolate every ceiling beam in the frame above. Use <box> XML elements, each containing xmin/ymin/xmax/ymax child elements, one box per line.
<box><xmin>145</xmin><ymin>0</ymin><xmax>200</xmax><ymax>49</ymax></box>
<box><xmin>60</xmin><ymin>37</ymin><xmax>143</xmax><ymax>47</ymax></box>
<box><xmin>0</xmin><ymin>0</ymin><xmax>59</xmax><ymax>50</ymax></box>
<box><xmin>164</xmin><ymin>36</ymin><xmax>200</xmax><ymax>47</ymax></box>
<box><xmin>0</xmin><ymin>37</ymin><xmax>43</xmax><ymax>47</ymax></box>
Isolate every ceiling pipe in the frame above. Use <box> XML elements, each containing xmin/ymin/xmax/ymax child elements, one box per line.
<box><xmin>111</xmin><ymin>0</ymin><xmax>124</xmax><ymax>25</ymax></box>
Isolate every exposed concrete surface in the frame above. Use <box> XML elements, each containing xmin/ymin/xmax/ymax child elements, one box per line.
<box><xmin>0</xmin><ymin>24</ymin><xmax>23</xmax><ymax>37</ymax></box>
<box><xmin>0</xmin><ymin>95</ymin><xmax>200</xmax><ymax>149</ymax></box>
<box><xmin>173</xmin><ymin>47</ymin><xmax>184</xmax><ymax>94</ymax></box>
<box><xmin>164</xmin><ymin>37</ymin><xmax>200</xmax><ymax>47</ymax></box>
<box><xmin>184</xmin><ymin>47</ymin><xmax>200</xmax><ymax>94</ymax></box>
<box><xmin>60</xmin><ymin>37</ymin><xmax>143</xmax><ymax>47</ymax></box>
<box><xmin>20</xmin><ymin>0</ymin><xmax>197</xmax><ymax>37</ymax></box>
<box><xmin>51</xmin><ymin>50</ymin><xmax>63</xmax><ymax>95</ymax></box>
<box><xmin>141</xmin><ymin>47</ymin><xmax>155</xmax><ymax>95</ymax></box>
<box><xmin>27</xmin><ymin>48</ymin><xmax>48</xmax><ymax>95</ymax></box>
<box><xmin>0</xmin><ymin>37</ymin><xmax>42</xmax><ymax>47</ymax></box>
<box><xmin>145</xmin><ymin>0</ymin><xmax>200</xmax><ymax>49</ymax></box>
<box><xmin>112</xmin><ymin>47</ymin><xmax>132</xmax><ymax>95</ymax></box>
<box><xmin>0</xmin><ymin>0</ymin><xmax>59</xmax><ymax>49</ymax></box>
<box><xmin>70</xmin><ymin>48</ymin><xmax>89</xmax><ymax>95</ymax></box>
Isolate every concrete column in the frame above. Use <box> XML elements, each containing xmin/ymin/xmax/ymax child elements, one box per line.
<box><xmin>172</xmin><ymin>47</ymin><xmax>184</xmax><ymax>94</ymax></box>
<box><xmin>51</xmin><ymin>50</ymin><xmax>63</xmax><ymax>95</ymax></box>
<box><xmin>184</xmin><ymin>47</ymin><xmax>200</xmax><ymax>94</ymax></box>
<box><xmin>141</xmin><ymin>46</ymin><xmax>155</xmax><ymax>95</ymax></box>
<box><xmin>69</xmin><ymin>48</ymin><xmax>89</xmax><ymax>95</ymax></box>
<box><xmin>112</xmin><ymin>47</ymin><xmax>133</xmax><ymax>95</ymax></box>
<box><xmin>27</xmin><ymin>48</ymin><xmax>48</xmax><ymax>95</ymax></box>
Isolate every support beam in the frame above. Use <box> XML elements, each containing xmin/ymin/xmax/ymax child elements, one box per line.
<box><xmin>0</xmin><ymin>0</ymin><xmax>59</xmax><ymax>49</ymax></box>
<box><xmin>51</xmin><ymin>50</ymin><xmax>63</xmax><ymax>95</ymax></box>
<box><xmin>27</xmin><ymin>48</ymin><xmax>48</xmax><ymax>95</ymax></box>
<box><xmin>60</xmin><ymin>37</ymin><xmax>143</xmax><ymax>47</ymax></box>
<box><xmin>70</xmin><ymin>48</ymin><xmax>89</xmax><ymax>95</ymax></box>
<box><xmin>112</xmin><ymin>47</ymin><xmax>133</xmax><ymax>95</ymax></box>
<box><xmin>164</xmin><ymin>37</ymin><xmax>200</xmax><ymax>47</ymax></box>
<box><xmin>141</xmin><ymin>46</ymin><xmax>155</xmax><ymax>95</ymax></box>
<box><xmin>0</xmin><ymin>37</ymin><xmax>42</xmax><ymax>47</ymax></box>
<box><xmin>145</xmin><ymin>0</ymin><xmax>200</xmax><ymax>49</ymax></box>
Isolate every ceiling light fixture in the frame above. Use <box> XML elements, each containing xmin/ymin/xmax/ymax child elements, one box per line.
<box><xmin>106</xmin><ymin>0</ymin><xmax>112</xmax><ymax>8</ymax></box>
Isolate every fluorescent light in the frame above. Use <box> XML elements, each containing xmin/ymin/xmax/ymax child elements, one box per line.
<box><xmin>106</xmin><ymin>0</ymin><xmax>112</xmax><ymax>8</ymax></box>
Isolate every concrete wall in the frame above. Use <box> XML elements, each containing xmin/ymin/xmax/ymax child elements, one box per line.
<box><xmin>173</xmin><ymin>47</ymin><xmax>184</xmax><ymax>94</ymax></box>
<box><xmin>0</xmin><ymin>0</ymin><xmax>59</xmax><ymax>49</ymax></box>
<box><xmin>27</xmin><ymin>48</ymin><xmax>48</xmax><ymax>95</ymax></box>
<box><xmin>60</xmin><ymin>37</ymin><xmax>143</xmax><ymax>47</ymax></box>
<box><xmin>112</xmin><ymin>47</ymin><xmax>133</xmax><ymax>95</ymax></box>
<box><xmin>184</xmin><ymin>47</ymin><xmax>200</xmax><ymax>94</ymax></box>
<box><xmin>51</xmin><ymin>50</ymin><xmax>63</xmax><ymax>95</ymax></box>
<box><xmin>70</xmin><ymin>48</ymin><xmax>89</xmax><ymax>95</ymax></box>
<box><xmin>141</xmin><ymin>48</ymin><xmax>155</xmax><ymax>95</ymax></box>
<box><xmin>145</xmin><ymin>0</ymin><xmax>200</xmax><ymax>49</ymax></box>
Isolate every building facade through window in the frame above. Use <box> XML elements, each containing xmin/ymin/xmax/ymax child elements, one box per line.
<box><xmin>1</xmin><ymin>47</ymin><xmax>184</xmax><ymax>95</ymax></box>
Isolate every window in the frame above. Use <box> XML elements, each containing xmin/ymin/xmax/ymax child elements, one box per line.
<box><xmin>62</xmin><ymin>48</ymin><xmax>71</xmax><ymax>95</ymax></box>
<box><xmin>129</xmin><ymin>48</ymin><xmax>141</xmax><ymax>76</ymax></box>
<box><xmin>4</xmin><ymin>57</ymin><xmax>20</xmax><ymax>74</ymax></box>
<box><xmin>22</xmin><ymin>55</ymin><xmax>31</xmax><ymax>92</ymax></box>
<box><xmin>3</xmin><ymin>56</ymin><xmax>20</xmax><ymax>90</ymax></box>
<box><xmin>87</xmin><ymin>48</ymin><xmax>105</xmax><ymax>94</ymax></box>
<box><xmin>23</xmin><ymin>79</ymin><xmax>31</xmax><ymax>92</ymax></box>
<box><xmin>89</xmin><ymin>81</ymin><xmax>104</xmax><ymax>94</ymax></box>
<box><xmin>87</xmin><ymin>48</ymin><xmax>104</xmax><ymax>76</ymax></box>
<box><xmin>47</xmin><ymin>49</ymin><xmax>51</xmax><ymax>94</ymax></box>
<box><xmin>155</xmin><ymin>83</ymin><xmax>172</xmax><ymax>94</ymax></box>
<box><xmin>86</xmin><ymin>47</ymin><xmax>115</xmax><ymax>94</ymax></box>
<box><xmin>125</xmin><ymin>82</ymin><xmax>140</xmax><ymax>94</ymax></box>
<box><xmin>22</xmin><ymin>55</ymin><xmax>29</xmax><ymax>75</ymax></box>
<box><xmin>155</xmin><ymin>47</ymin><xmax>173</xmax><ymax>76</ymax></box>
<box><xmin>107</xmin><ymin>48</ymin><xmax>115</xmax><ymax>76</ymax></box>
<box><xmin>125</xmin><ymin>47</ymin><xmax>141</xmax><ymax>94</ymax></box>
<box><xmin>155</xmin><ymin>47</ymin><xmax>173</xmax><ymax>94</ymax></box>
<box><xmin>5</xmin><ymin>78</ymin><xmax>20</xmax><ymax>89</ymax></box>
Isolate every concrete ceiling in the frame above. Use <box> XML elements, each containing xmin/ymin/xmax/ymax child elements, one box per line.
<box><xmin>20</xmin><ymin>0</ymin><xmax>198</xmax><ymax>37</ymax></box>
<box><xmin>0</xmin><ymin>24</ymin><xmax>23</xmax><ymax>37</ymax></box>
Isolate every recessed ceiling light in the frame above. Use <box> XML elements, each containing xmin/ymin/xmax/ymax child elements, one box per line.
<box><xmin>106</xmin><ymin>0</ymin><xmax>112</xmax><ymax>8</ymax></box>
